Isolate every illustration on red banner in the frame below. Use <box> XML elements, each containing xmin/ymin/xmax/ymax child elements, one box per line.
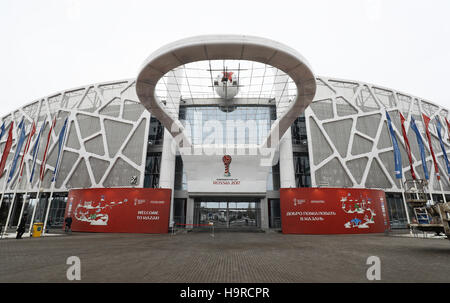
<box><xmin>280</xmin><ymin>188</ymin><xmax>389</xmax><ymax>234</ymax></box>
<box><xmin>340</xmin><ymin>193</ymin><xmax>376</xmax><ymax>229</ymax></box>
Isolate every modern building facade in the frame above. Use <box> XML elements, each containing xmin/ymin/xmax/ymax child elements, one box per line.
<box><xmin>0</xmin><ymin>35</ymin><xmax>449</xmax><ymax>233</ymax></box>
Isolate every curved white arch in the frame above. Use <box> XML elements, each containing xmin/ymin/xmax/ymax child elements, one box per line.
<box><xmin>135</xmin><ymin>35</ymin><xmax>317</xmax><ymax>149</ymax></box>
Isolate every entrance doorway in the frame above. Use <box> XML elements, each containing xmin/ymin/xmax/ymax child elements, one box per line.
<box><xmin>193</xmin><ymin>197</ymin><xmax>261</xmax><ymax>230</ymax></box>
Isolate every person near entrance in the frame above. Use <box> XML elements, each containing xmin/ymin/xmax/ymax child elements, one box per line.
<box><xmin>64</xmin><ymin>216</ymin><xmax>73</xmax><ymax>232</ymax></box>
<box><xmin>16</xmin><ymin>213</ymin><xmax>28</xmax><ymax>239</ymax></box>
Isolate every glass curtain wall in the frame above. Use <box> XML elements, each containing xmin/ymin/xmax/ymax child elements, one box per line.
<box><xmin>144</xmin><ymin>152</ymin><xmax>161</xmax><ymax>188</ymax></box>
<box><xmin>194</xmin><ymin>198</ymin><xmax>261</xmax><ymax>229</ymax></box>
<box><xmin>385</xmin><ymin>192</ymin><xmax>409</xmax><ymax>229</ymax></box>
<box><xmin>179</xmin><ymin>105</ymin><xmax>276</xmax><ymax>145</ymax></box>
<box><xmin>291</xmin><ymin>114</ymin><xmax>308</xmax><ymax>145</ymax></box>
<box><xmin>268</xmin><ymin>199</ymin><xmax>281</xmax><ymax>228</ymax></box>
<box><xmin>148</xmin><ymin>116</ymin><xmax>164</xmax><ymax>145</ymax></box>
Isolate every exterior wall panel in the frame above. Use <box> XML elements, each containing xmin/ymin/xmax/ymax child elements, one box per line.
<box><xmin>0</xmin><ymin>79</ymin><xmax>149</xmax><ymax>193</ymax></box>
<box><xmin>308</xmin><ymin>77</ymin><xmax>450</xmax><ymax>194</ymax></box>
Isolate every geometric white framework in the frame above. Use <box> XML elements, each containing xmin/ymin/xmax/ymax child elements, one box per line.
<box><xmin>308</xmin><ymin>76</ymin><xmax>450</xmax><ymax>193</ymax></box>
<box><xmin>0</xmin><ymin>79</ymin><xmax>148</xmax><ymax>193</ymax></box>
<box><xmin>1</xmin><ymin>75</ymin><xmax>450</xmax><ymax>196</ymax></box>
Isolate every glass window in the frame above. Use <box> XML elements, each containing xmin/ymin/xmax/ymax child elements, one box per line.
<box><xmin>173</xmin><ymin>198</ymin><xmax>186</xmax><ymax>226</ymax></box>
<box><xmin>293</xmin><ymin>153</ymin><xmax>311</xmax><ymax>187</ymax></box>
<box><xmin>148</xmin><ymin>117</ymin><xmax>164</xmax><ymax>145</ymax></box>
<box><xmin>385</xmin><ymin>193</ymin><xmax>408</xmax><ymax>229</ymax></box>
<box><xmin>144</xmin><ymin>152</ymin><xmax>162</xmax><ymax>188</ymax></box>
<box><xmin>174</xmin><ymin>155</ymin><xmax>187</xmax><ymax>190</ymax></box>
<box><xmin>179</xmin><ymin>105</ymin><xmax>275</xmax><ymax>145</ymax></box>
<box><xmin>269</xmin><ymin>199</ymin><xmax>281</xmax><ymax>228</ymax></box>
<box><xmin>291</xmin><ymin>114</ymin><xmax>307</xmax><ymax>145</ymax></box>
<box><xmin>194</xmin><ymin>199</ymin><xmax>260</xmax><ymax>229</ymax></box>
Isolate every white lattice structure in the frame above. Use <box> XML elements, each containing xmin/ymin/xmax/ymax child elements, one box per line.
<box><xmin>308</xmin><ymin>77</ymin><xmax>450</xmax><ymax>194</ymax></box>
<box><xmin>1</xmin><ymin>75</ymin><xmax>449</xmax><ymax>197</ymax></box>
<box><xmin>0</xmin><ymin>79</ymin><xmax>149</xmax><ymax>193</ymax></box>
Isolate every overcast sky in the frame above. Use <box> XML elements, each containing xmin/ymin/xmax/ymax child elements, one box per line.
<box><xmin>0</xmin><ymin>0</ymin><xmax>449</xmax><ymax>117</ymax></box>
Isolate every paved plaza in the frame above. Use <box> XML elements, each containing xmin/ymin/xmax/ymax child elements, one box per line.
<box><xmin>0</xmin><ymin>231</ymin><xmax>449</xmax><ymax>283</ymax></box>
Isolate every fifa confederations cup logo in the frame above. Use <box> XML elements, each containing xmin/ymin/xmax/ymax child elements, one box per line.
<box><xmin>223</xmin><ymin>155</ymin><xmax>232</xmax><ymax>177</ymax></box>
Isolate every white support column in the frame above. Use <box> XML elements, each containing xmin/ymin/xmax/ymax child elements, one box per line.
<box><xmin>279</xmin><ymin>129</ymin><xmax>296</xmax><ymax>188</ymax></box>
<box><xmin>274</xmin><ymin>71</ymin><xmax>296</xmax><ymax>189</ymax></box>
<box><xmin>158</xmin><ymin>68</ymin><xmax>183</xmax><ymax>225</ymax></box>
<box><xmin>159</xmin><ymin>129</ymin><xmax>176</xmax><ymax>225</ymax></box>
<box><xmin>185</xmin><ymin>197</ymin><xmax>194</xmax><ymax>229</ymax></box>
<box><xmin>260</xmin><ymin>197</ymin><xmax>269</xmax><ymax>230</ymax></box>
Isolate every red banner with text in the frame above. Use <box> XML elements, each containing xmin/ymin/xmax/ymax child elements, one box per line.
<box><xmin>64</xmin><ymin>188</ymin><xmax>171</xmax><ymax>233</ymax></box>
<box><xmin>280</xmin><ymin>188</ymin><xmax>390</xmax><ymax>234</ymax></box>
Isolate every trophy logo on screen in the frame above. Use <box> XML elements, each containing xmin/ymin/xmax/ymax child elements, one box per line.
<box><xmin>222</xmin><ymin>155</ymin><xmax>232</xmax><ymax>177</ymax></box>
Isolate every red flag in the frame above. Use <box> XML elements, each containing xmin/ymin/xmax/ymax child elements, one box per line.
<box><xmin>399</xmin><ymin>113</ymin><xmax>416</xmax><ymax>180</ymax></box>
<box><xmin>40</xmin><ymin>117</ymin><xmax>56</xmax><ymax>181</ymax></box>
<box><xmin>423</xmin><ymin>114</ymin><xmax>440</xmax><ymax>180</ymax></box>
<box><xmin>445</xmin><ymin>117</ymin><xmax>450</xmax><ymax>142</ymax></box>
<box><xmin>0</xmin><ymin>122</ymin><xmax>14</xmax><ymax>177</ymax></box>
<box><xmin>18</xmin><ymin>121</ymin><xmax>36</xmax><ymax>178</ymax></box>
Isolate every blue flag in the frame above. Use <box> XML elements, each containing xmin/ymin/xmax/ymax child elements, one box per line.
<box><xmin>386</xmin><ymin>111</ymin><xmax>402</xmax><ymax>179</ymax></box>
<box><xmin>29</xmin><ymin>121</ymin><xmax>46</xmax><ymax>183</ymax></box>
<box><xmin>0</xmin><ymin>122</ymin><xmax>5</xmax><ymax>141</ymax></box>
<box><xmin>8</xmin><ymin>119</ymin><xmax>26</xmax><ymax>183</ymax></box>
<box><xmin>435</xmin><ymin>116</ymin><xmax>450</xmax><ymax>176</ymax></box>
<box><xmin>52</xmin><ymin>117</ymin><xmax>68</xmax><ymax>182</ymax></box>
<box><xmin>410</xmin><ymin>116</ymin><xmax>429</xmax><ymax>180</ymax></box>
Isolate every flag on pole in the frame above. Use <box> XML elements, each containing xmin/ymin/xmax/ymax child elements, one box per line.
<box><xmin>0</xmin><ymin>122</ymin><xmax>14</xmax><ymax>177</ymax></box>
<box><xmin>29</xmin><ymin>121</ymin><xmax>47</xmax><ymax>184</ymax></box>
<box><xmin>410</xmin><ymin>116</ymin><xmax>429</xmax><ymax>180</ymax></box>
<box><xmin>422</xmin><ymin>114</ymin><xmax>440</xmax><ymax>180</ymax></box>
<box><xmin>0</xmin><ymin>122</ymin><xmax>5</xmax><ymax>141</ymax></box>
<box><xmin>386</xmin><ymin>111</ymin><xmax>402</xmax><ymax>179</ymax></box>
<box><xmin>435</xmin><ymin>116</ymin><xmax>450</xmax><ymax>178</ymax></box>
<box><xmin>40</xmin><ymin>116</ymin><xmax>56</xmax><ymax>181</ymax></box>
<box><xmin>52</xmin><ymin>117</ymin><xmax>68</xmax><ymax>182</ymax></box>
<box><xmin>7</xmin><ymin>118</ymin><xmax>27</xmax><ymax>183</ymax></box>
<box><xmin>18</xmin><ymin>121</ymin><xmax>36</xmax><ymax>178</ymax></box>
<box><xmin>445</xmin><ymin>117</ymin><xmax>450</xmax><ymax>142</ymax></box>
<box><xmin>399</xmin><ymin>113</ymin><xmax>416</xmax><ymax>180</ymax></box>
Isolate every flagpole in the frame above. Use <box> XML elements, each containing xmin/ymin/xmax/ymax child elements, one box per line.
<box><xmin>438</xmin><ymin>178</ymin><xmax>447</xmax><ymax>203</ymax></box>
<box><xmin>2</xmin><ymin>176</ymin><xmax>20</xmax><ymax>237</ymax></box>
<box><xmin>27</xmin><ymin>121</ymin><xmax>49</xmax><ymax>236</ymax></box>
<box><xmin>15</xmin><ymin>121</ymin><xmax>37</xmax><ymax>236</ymax></box>
<box><xmin>0</xmin><ymin>162</ymin><xmax>13</xmax><ymax>238</ymax></box>
<box><xmin>42</xmin><ymin>118</ymin><xmax>68</xmax><ymax>236</ymax></box>
<box><xmin>27</xmin><ymin>176</ymin><xmax>44</xmax><ymax>236</ymax></box>
<box><xmin>399</xmin><ymin>175</ymin><xmax>412</xmax><ymax>235</ymax></box>
<box><xmin>29</xmin><ymin>115</ymin><xmax>55</xmax><ymax>236</ymax></box>
<box><xmin>1</xmin><ymin>120</ymin><xmax>28</xmax><ymax>237</ymax></box>
<box><xmin>0</xmin><ymin>119</ymin><xmax>17</xmax><ymax>238</ymax></box>
<box><xmin>0</xmin><ymin>122</ymin><xmax>15</xmax><ymax>217</ymax></box>
<box><xmin>16</xmin><ymin>176</ymin><xmax>28</xmax><ymax>234</ymax></box>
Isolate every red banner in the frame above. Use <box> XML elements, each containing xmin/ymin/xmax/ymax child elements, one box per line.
<box><xmin>280</xmin><ymin>188</ymin><xmax>390</xmax><ymax>234</ymax></box>
<box><xmin>40</xmin><ymin>117</ymin><xmax>55</xmax><ymax>181</ymax></box>
<box><xmin>0</xmin><ymin>122</ymin><xmax>13</xmax><ymax>177</ymax></box>
<box><xmin>64</xmin><ymin>188</ymin><xmax>171</xmax><ymax>233</ymax></box>
<box><xmin>422</xmin><ymin>114</ymin><xmax>440</xmax><ymax>180</ymax></box>
<box><xmin>19</xmin><ymin>121</ymin><xmax>36</xmax><ymax>177</ymax></box>
<box><xmin>399</xmin><ymin>113</ymin><xmax>416</xmax><ymax>179</ymax></box>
